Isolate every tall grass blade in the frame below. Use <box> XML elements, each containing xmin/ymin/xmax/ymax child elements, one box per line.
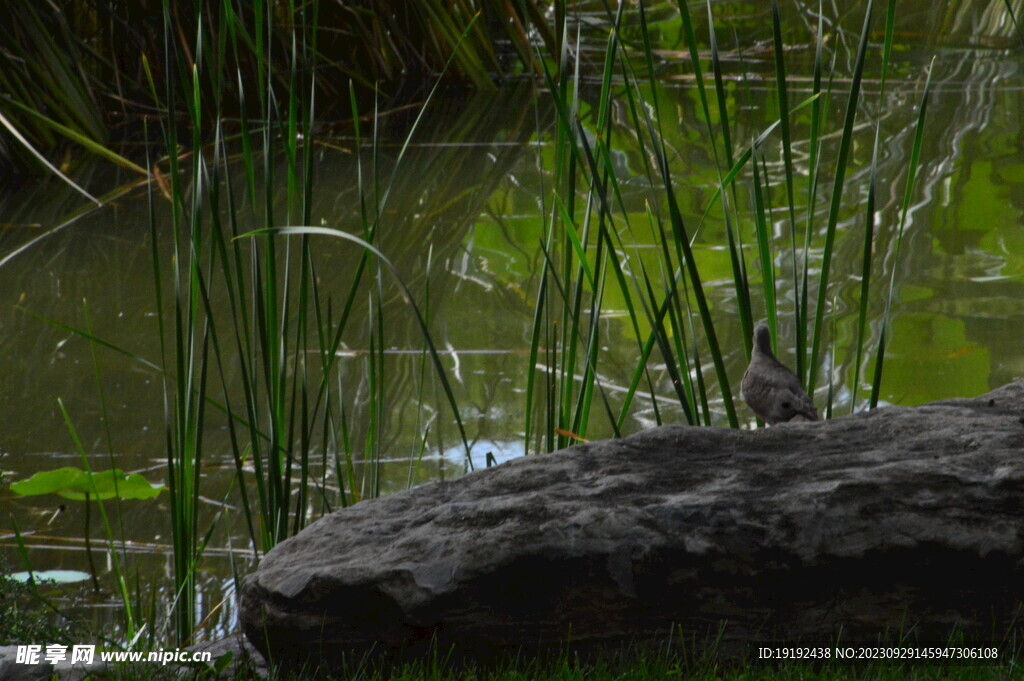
<box><xmin>853</xmin><ymin>132</ymin><xmax>880</xmax><ymax>412</ymax></box>
<box><xmin>0</xmin><ymin>94</ymin><xmax>148</xmax><ymax>175</ymax></box>
<box><xmin>852</xmin><ymin>0</ymin><xmax>896</xmax><ymax>411</ymax></box>
<box><xmin>242</xmin><ymin>226</ymin><xmax>473</xmax><ymax>464</ymax></box>
<box><xmin>55</xmin><ymin>398</ymin><xmax>137</xmax><ymax>638</ymax></box>
<box><xmin>871</xmin><ymin>59</ymin><xmax>936</xmax><ymax>407</ymax></box>
<box><xmin>800</xmin><ymin>0</ymin><xmax>826</xmax><ymax>384</ymax></box>
<box><xmin>0</xmin><ymin>109</ymin><xmax>101</xmax><ymax>205</ymax></box>
<box><xmin>1002</xmin><ymin>0</ymin><xmax>1024</xmax><ymax>48</ymax></box>
<box><xmin>677</xmin><ymin>0</ymin><xmax>753</xmax><ymax>359</ymax></box>
<box><xmin>808</xmin><ymin>0</ymin><xmax>874</xmax><ymax>395</ymax></box>
<box><xmin>769</xmin><ymin>0</ymin><xmax>801</xmax><ymax>349</ymax></box>
<box><xmin>751</xmin><ymin>148</ymin><xmax>777</xmax><ymax>347</ymax></box>
<box><xmin>704</xmin><ymin>1</ymin><xmax>752</xmax><ymax>348</ymax></box>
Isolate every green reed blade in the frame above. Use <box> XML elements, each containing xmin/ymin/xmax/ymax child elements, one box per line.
<box><xmin>663</xmin><ymin>176</ymin><xmax>738</xmax><ymax>428</ymax></box>
<box><xmin>0</xmin><ymin>94</ymin><xmax>147</xmax><ymax>175</ymax></box>
<box><xmin>56</xmin><ymin>398</ymin><xmax>137</xmax><ymax>637</ymax></box>
<box><xmin>827</xmin><ymin>298</ymin><xmax>838</xmax><ymax>419</ymax></box>
<box><xmin>1004</xmin><ymin>0</ymin><xmax>1024</xmax><ymax>48</ymax></box>
<box><xmin>770</xmin><ymin>0</ymin><xmax>800</xmax><ymax>328</ymax></box>
<box><xmin>751</xmin><ymin>148</ymin><xmax>777</xmax><ymax>341</ymax></box>
<box><xmin>243</xmin><ymin>226</ymin><xmax>473</xmax><ymax>468</ymax></box>
<box><xmin>677</xmin><ymin>0</ymin><xmax>753</xmax><ymax>356</ymax></box>
<box><xmin>704</xmin><ymin>0</ymin><xmax>752</xmax><ymax>349</ymax></box>
<box><xmin>853</xmin><ymin>123</ymin><xmax>880</xmax><ymax>412</ymax></box>
<box><xmin>852</xmin><ymin>0</ymin><xmax>896</xmax><ymax>411</ymax></box>
<box><xmin>692</xmin><ymin>92</ymin><xmax>819</xmax><ymax>240</ymax></box>
<box><xmin>536</xmin><ymin>235</ymin><xmax>621</xmax><ymax>440</ymax></box>
<box><xmin>799</xmin><ymin>0</ymin><xmax>826</xmax><ymax>383</ymax></box>
<box><xmin>570</xmin><ymin>60</ymin><xmax>695</xmax><ymax>429</ymax></box>
<box><xmin>808</xmin><ymin>0</ymin><xmax>874</xmax><ymax>395</ymax></box>
<box><xmin>0</xmin><ymin>109</ymin><xmax>101</xmax><ymax>205</ymax></box>
<box><xmin>872</xmin><ymin>58</ymin><xmax>936</xmax><ymax>408</ymax></box>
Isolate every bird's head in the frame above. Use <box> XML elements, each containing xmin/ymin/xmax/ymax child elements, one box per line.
<box><xmin>753</xmin><ymin>322</ymin><xmax>773</xmax><ymax>355</ymax></box>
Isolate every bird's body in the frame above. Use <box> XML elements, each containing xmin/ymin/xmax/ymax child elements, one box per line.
<box><xmin>740</xmin><ymin>323</ymin><xmax>818</xmax><ymax>425</ymax></box>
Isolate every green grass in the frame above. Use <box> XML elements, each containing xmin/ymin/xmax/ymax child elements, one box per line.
<box><xmin>227</xmin><ymin>652</ymin><xmax>1024</xmax><ymax>681</ymax></box>
<box><xmin>2</xmin><ymin>587</ymin><xmax>1019</xmax><ymax>681</ymax></box>
<box><xmin>1</xmin><ymin>609</ymin><xmax>1019</xmax><ymax>681</ymax></box>
<box><xmin>0</xmin><ymin>559</ymin><xmax>74</xmax><ymax>646</ymax></box>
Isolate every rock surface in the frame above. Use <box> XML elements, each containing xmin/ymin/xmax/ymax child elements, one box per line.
<box><xmin>240</xmin><ymin>381</ymin><xmax>1024</xmax><ymax>670</ymax></box>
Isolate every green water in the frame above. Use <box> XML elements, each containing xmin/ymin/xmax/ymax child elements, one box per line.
<box><xmin>0</xmin><ymin>0</ymin><xmax>1022</xmax><ymax>641</ymax></box>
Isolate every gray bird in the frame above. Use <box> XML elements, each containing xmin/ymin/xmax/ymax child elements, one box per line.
<box><xmin>740</xmin><ymin>322</ymin><xmax>818</xmax><ymax>425</ymax></box>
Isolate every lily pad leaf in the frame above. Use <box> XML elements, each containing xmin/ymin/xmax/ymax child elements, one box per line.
<box><xmin>10</xmin><ymin>467</ymin><xmax>163</xmax><ymax>501</ymax></box>
<box><xmin>4</xmin><ymin>570</ymin><xmax>92</xmax><ymax>584</ymax></box>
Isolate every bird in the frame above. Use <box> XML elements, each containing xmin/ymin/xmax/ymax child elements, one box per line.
<box><xmin>740</xmin><ymin>322</ymin><xmax>818</xmax><ymax>425</ymax></box>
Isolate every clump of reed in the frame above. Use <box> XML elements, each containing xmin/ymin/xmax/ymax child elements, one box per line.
<box><xmin>524</xmin><ymin>0</ymin><xmax>933</xmax><ymax>446</ymax></box>
<box><xmin>0</xmin><ymin>0</ymin><xmax>557</xmax><ymax>173</ymax></box>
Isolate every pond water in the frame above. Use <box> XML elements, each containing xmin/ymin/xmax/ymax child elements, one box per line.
<box><xmin>1</xmin><ymin>0</ymin><xmax>1022</xmax><ymax>643</ymax></box>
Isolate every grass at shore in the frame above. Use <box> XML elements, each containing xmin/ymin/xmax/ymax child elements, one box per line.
<box><xmin>2</xmin><ymin>577</ymin><xmax>1017</xmax><ymax>681</ymax></box>
<box><xmin>98</xmin><ymin>651</ymin><xmax>1024</xmax><ymax>681</ymax></box>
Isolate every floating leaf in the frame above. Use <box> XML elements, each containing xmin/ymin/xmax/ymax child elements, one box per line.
<box><xmin>10</xmin><ymin>467</ymin><xmax>163</xmax><ymax>501</ymax></box>
<box><xmin>4</xmin><ymin>570</ymin><xmax>92</xmax><ymax>584</ymax></box>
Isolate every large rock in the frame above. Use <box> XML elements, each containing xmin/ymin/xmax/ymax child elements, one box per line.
<box><xmin>240</xmin><ymin>381</ymin><xmax>1024</xmax><ymax>670</ymax></box>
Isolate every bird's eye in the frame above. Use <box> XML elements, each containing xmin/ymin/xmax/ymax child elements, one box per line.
<box><xmin>781</xmin><ymin>401</ymin><xmax>791</xmax><ymax>408</ymax></box>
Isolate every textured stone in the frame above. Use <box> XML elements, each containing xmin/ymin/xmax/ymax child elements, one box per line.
<box><xmin>186</xmin><ymin>634</ymin><xmax>267</xmax><ymax>678</ymax></box>
<box><xmin>240</xmin><ymin>381</ymin><xmax>1024</xmax><ymax>670</ymax></box>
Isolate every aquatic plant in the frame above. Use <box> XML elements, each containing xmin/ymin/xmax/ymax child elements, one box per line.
<box><xmin>0</xmin><ymin>0</ymin><xmax>557</xmax><ymax>173</ymax></box>
<box><xmin>525</xmin><ymin>0</ymin><xmax>934</xmax><ymax>443</ymax></box>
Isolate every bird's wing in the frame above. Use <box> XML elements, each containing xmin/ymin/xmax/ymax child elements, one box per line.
<box><xmin>785</xmin><ymin>387</ymin><xmax>818</xmax><ymax>420</ymax></box>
